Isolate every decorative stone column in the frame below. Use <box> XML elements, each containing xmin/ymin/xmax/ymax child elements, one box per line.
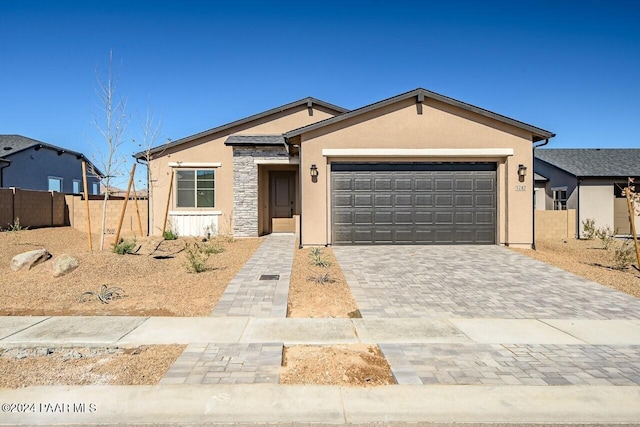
<box><xmin>232</xmin><ymin>146</ymin><xmax>290</xmax><ymax>237</ymax></box>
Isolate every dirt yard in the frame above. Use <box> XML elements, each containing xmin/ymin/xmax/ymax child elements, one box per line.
<box><xmin>287</xmin><ymin>245</ymin><xmax>359</xmax><ymax>318</ymax></box>
<box><xmin>0</xmin><ymin>345</ymin><xmax>184</xmax><ymax>388</ymax></box>
<box><xmin>513</xmin><ymin>238</ymin><xmax>640</xmax><ymax>298</ymax></box>
<box><xmin>0</xmin><ymin>227</ymin><xmax>262</xmax><ymax>316</ymax></box>
<box><xmin>280</xmin><ymin>345</ymin><xmax>395</xmax><ymax>387</ymax></box>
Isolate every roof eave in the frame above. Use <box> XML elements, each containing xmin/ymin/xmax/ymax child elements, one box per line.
<box><xmin>135</xmin><ymin>97</ymin><xmax>348</xmax><ymax>159</ymax></box>
<box><xmin>284</xmin><ymin>88</ymin><xmax>555</xmax><ymax>142</ymax></box>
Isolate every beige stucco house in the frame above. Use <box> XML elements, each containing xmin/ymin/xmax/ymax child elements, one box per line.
<box><xmin>135</xmin><ymin>88</ymin><xmax>554</xmax><ymax>248</ymax></box>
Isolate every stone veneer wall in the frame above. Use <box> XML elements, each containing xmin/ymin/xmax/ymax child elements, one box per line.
<box><xmin>232</xmin><ymin>146</ymin><xmax>290</xmax><ymax>237</ymax></box>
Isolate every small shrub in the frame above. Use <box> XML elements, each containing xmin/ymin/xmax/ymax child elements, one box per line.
<box><xmin>309</xmin><ymin>247</ymin><xmax>331</xmax><ymax>268</ymax></box>
<box><xmin>203</xmin><ymin>241</ymin><xmax>225</xmax><ymax>255</ymax></box>
<box><xmin>78</xmin><ymin>285</ymin><xmax>125</xmax><ymax>304</ymax></box>
<box><xmin>163</xmin><ymin>229</ymin><xmax>178</xmax><ymax>240</ymax></box>
<box><xmin>184</xmin><ymin>242</ymin><xmax>210</xmax><ymax>273</ymax></box>
<box><xmin>112</xmin><ymin>238</ymin><xmax>136</xmax><ymax>255</ymax></box>
<box><xmin>613</xmin><ymin>239</ymin><xmax>635</xmax><ymax>270</ymax></box>
<box><xmin>7</xmin><ymin>218</ymin><xmax>27</xmax><ymax>232</ymax></box>
<box><xmin>308</xmin><ymin>272</ymin><xmax>335</xmax><ymax>284</ymax></box>
<box><xmin>582</xmin><ymin>218</ymin><xmax>597</xmax><ymax>240</ymax></box>
<box><xmin>595</xmin><ymin>226</ymin><xmax>617</xmax><ymax>250</ymax></box>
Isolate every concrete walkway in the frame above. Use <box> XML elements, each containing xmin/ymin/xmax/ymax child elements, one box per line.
<box><xmin>211</xmin><ymin>234</ymin><xmax>295</xmax><ymax>317</ymax></box>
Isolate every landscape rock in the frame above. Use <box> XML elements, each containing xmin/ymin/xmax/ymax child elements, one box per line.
<box><xmin>10</xmin><ymin>249</ymin><xmax>52</xmax><ymax>271</ymax></box>
<box><xmin>51</xmin><ymin>254</ymin><xmax>79</xmax><ymax>277</ymax></box>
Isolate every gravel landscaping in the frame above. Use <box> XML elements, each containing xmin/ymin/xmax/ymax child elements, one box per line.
<box><xmin>0</xmin><ymin>345</ymin><xmax>184</xmax><ymax>388</ymax></box>
<box><xmin>0</xmin><ymin>227</ymin><xmax>262</xmax><ymax>316</ymax></box>
<box><xmin>513</xmin><ymin>238</ymin><xmax>640</xmax><ymax>298</ymax></box>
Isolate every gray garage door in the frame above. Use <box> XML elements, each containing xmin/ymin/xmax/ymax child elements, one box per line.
<box><xmin>331</xmin><ymin>163</ymin><xmax>496</xmax><ymax>245</ymax></box>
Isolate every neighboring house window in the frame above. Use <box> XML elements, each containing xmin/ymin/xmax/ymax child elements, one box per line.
<box><xmin>73</xmin><ymin>179</ymin><xmax>81</xmax><ymax>194</ymax></box>
<box><xmin>176</xmin><ymin>169</ymin><xmax>215</xmax><ymax>208</ymax></box>
<box><xmin>48</xmin><ymin>177</ymin><xmax>63</xmax><ymax>192</ymax></box>
<box><xmin>553</xmin><ymin>188</ymin><xmax>567</xmax><ymax>210</ymax></box>
<box><xmin>92</xmin><ymin>182</ymin><xmax>99</xmax><ymax>195</ymax></box>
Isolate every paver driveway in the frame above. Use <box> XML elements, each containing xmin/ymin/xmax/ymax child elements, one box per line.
<box><xmin>333</xmin><ymin>245</ymin><xmax>640</xmax><ymax>319</ymax></box>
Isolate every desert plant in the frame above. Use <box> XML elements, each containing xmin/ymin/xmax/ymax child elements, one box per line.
<box><xmin>7</xmin><ymin>218</ymin><xmax>27</xmax><ymax>232</ymax></box>
<box><xmin>219</xmin><ymin>213</ymin><xmax>235</xmax><ymax>243</ymax></box>
<box><xmin>202</xmin><ymin>241</ymin><xmax>225</xmax><ymax>255</ymax></box>
<box><xmin>78</xmin><ymin>285</ymin><xmax>125</xmax><ymax>304</ymax></box>
<box><xmin>163</xmin><ymin>229</ymin><xmax>178</xmax><ymax>240</ymax></box>
<box><xmin>309</xmin><ymin>247</ymin><xmax>331</xmax><ymax>268</ymax></box>
<box><xmin>582</xmin><ymin>218</ymin><xmax>597</xmax><ymax>240</ymax></box>
<box><xmin>184</xmin><ymin>242</ymin><xmax>210</xmax><ymax>273</ymax></box>
<box><xmin>308</xmin><ymin>272</ymin><xmax>335</xmax><ymax>284</ymax></box>
<box><xmin>595</xmin><ymin>226</ymin><xmax>617</xmax><ymax>250</ymax></box>
<box><xmin>112</xmin><ymin>238</ymin><xmax>136</xmax><ymax>255</ymax></box>
<box><xmin>613</xmin><ymin>239</ymin><xmax>635</xmax><ymax>270</ymax></box>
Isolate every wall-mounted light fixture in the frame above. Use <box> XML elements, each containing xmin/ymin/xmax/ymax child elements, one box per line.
<box><xmin>310</xmin><ymin>164</ymin><xmax>319</xmax><ymax>178</ymax></box>
<box><xmin>517</xmin><ymin>164</ymin><xmax>527</xmax><ymax>182</ymax></box>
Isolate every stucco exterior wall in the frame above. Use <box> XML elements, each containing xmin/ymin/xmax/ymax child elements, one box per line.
<box><xmin>533</xmin><ymin>159</ymin><xmax>578</xmax><ymax>210</ymax></box>
<box><xmin>2</xmin><ymin>147</ymin><xmax>100</xmax><ymax>194</ymax></box>
<box><xmin>147</xmin><ymin>105</ymin><xmax>336</xmax><ymax>236</ymax></box>
<box><xmin>298</xmin><ymin>97</ymin><xmax>536</xmax><ymax>247</ymax></box>
<box><xmin>579</xmin><ymin>182</ymin><xmax>615</xmax><ymax>235</ymax></box>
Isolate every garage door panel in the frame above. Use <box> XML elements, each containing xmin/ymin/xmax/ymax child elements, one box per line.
<box><xmin>395</xmin><ymin>194</ymin><xmax>413</xmax><ymax>206</ymax></box>
<box><xmin>354</xmin><ymin>178</ymin><xmax>372</xmax><ymax>191</ymax></box>
<box><xmin>331</xmin><ymin>163</ymin><xmax>496</xmax><ymax>245</ymax></box>
<box><xmin>374</xmin><ymin>211</ymin><xmax>393</xmax><ymax>224</ymax></box>
<box><xmin>394</xmin><ymin>178</ymin><xmax>413</xmax><ymax>191</ymax></box>
<box><xmin>434</xmin><ymin>194</ymin><xmax>453</xmax><ymax>207</ymax></box>
<box><xmin>354</xmin><ymin>194</ymin><xmax>373</xmax><ymax>207</ymax></box>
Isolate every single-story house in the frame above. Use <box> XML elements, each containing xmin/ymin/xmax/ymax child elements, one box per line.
<box><xmin>534</xmin><ymin>148</ymin><xmax>640</xmax><ymax>236</ymax></box>
<box><xmin>0</xmin><ymin>135</ymin><xmax>103</xmax><ymax>194</ymax></box>
<box><xmin>135</xmin><ymin>88</ymin><xmax>554</xmax><ymax>247</ymax></box>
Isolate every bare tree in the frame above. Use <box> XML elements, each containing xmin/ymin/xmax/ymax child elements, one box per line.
<box><xmin>91</xmin><ymin>50</ymin><xmax>129</xmax><ymax>250</ymax></box>
<box><xmin>134</xmin><ymin>106</ymin><xmax>166</xmax><ymax>235</ymax></box>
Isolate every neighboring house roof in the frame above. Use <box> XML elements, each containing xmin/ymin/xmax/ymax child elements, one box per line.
<box><xmin>0</xmin><ymin>135</ymin><xmax>104</xmax><ymax>177</ymax></box>
<box><xmin>284</xmin><ymin>88</ymin><xmax>555</xmax><ymax>142</ymax></box>
<box><xmin>534</xmin><ymin>173</ymin><xmax>548</xmax><ymax>182</ymax></box>
<box><xmin>535</xmin><ymin>148</ymin><xmax>640</xmax><ymax>177</ymax></box>
<box><xmin>135</xmin><ymin>97</ymin><xmax>348</xmax><ymax>158</ymax></box>
<box><xmin>224</xmin><ymin>135</ymin><xmax>285</xmax><ymax>146</ymax></box>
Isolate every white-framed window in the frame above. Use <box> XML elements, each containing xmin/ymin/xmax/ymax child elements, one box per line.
<box><xmin>552</xmin><ymin>187</ymin><xmax>567</xmax><ymax>210</ymax></box>
<box><xmin>73</xmin><ymin>179</ymin><xmax>81</xmax><ymax>194</ymax></box>
<box><xmin>48</xmin><ymin>176</ymin><xmax>63</xmax><ymax>192</ymax></box>
<box><xmin>176</xmin><ymin>169</ymin><xmax>215</xmax><ymax>208</ymax></box>
<box><xmin>92</xmin><ymin>182</ymin><xmax>99</xmax><ymax>195</ymax></box>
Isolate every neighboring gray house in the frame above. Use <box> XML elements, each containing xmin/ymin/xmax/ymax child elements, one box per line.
<box><xmin>0</xmin><ymin>135</ymin><xmax>102</xmax><ymax>194</ymax></box>
<box><xmin>534</xmin><ymin>148</ymin><xmax>640</xmax><ymax>236</ymax></box>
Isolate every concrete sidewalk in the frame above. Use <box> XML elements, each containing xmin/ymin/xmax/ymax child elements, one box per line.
<box><xmin>0</xmin><ymin>384</ymin><xmax>639</xmax><ymax>425</ymax></box>
<box><xmin>2</xmin><ymin>316</ymin><xmax>640</xmax><ymax>346</ymax></box>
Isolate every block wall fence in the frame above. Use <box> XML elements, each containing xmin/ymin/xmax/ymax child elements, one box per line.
<box><xmin>535</xmin><ymin>209</ymin><xmax>577</xmax><ymax>240</ymax></box>
<box><xmin>0</xmin><ymin>188</ymin><xmax>148</xmax><ymax>238</ymax></box>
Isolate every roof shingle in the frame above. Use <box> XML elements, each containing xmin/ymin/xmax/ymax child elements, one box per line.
<box><xmin>535</xmin><ymin>148</ymin><xmax>640</xmax><ymax>177</ymax></box>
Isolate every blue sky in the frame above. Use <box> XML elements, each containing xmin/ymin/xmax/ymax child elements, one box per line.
<box><xmin>1</xmin><ymin>0</ymin><xmax>639</xmax><ymax>187</ymax></box>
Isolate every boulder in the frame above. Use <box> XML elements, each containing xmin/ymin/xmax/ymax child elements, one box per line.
<box><xmin>52</xmin><ymin>254</ymin><xmax>79</xmax><ymax>278</ymax></box>
<box><xmin>10</xmin><ymin>249</ymin><xmax>51</xmax><ymax>271</ymax></box>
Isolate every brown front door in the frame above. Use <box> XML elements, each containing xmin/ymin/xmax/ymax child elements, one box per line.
<box><xmin>270</xmin><ymin>172</ymin><xmax>295</xmax><ymax>220</ymax></box>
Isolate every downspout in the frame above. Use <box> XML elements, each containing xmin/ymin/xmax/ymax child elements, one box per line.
<box><xmin>291</xmin><ymin>138</ymin><xmax>303</xmax><ymax>249</ymax></box>
<box><xmin>576</xmin><ymin>178</ymin><xmax>582</xmax><ymax>239</ymax></box>
<box><xmin>532</xmin><ymin>138</ymin><xmax>550</xmax><ymax>250</ymax></box>
<box><xmin>135</xmin><ymin>156</ymin><xmax>150</xmax><ymax>236</ymax></box>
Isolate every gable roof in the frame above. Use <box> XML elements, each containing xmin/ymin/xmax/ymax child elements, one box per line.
<box><xmin>284</xmin><ymin>88</ymin><xmax>555</xmax><ymax>142</ymax></box>
<box><xmin>535</xmin><ymin>148</ymin><xmax>640</xmax><ymax>177</ymax></box>
<box><xmin>135</xmin><ymin>97</ymin><xmax>348</xmax><ymax>158</ymax></box>
<box><xmin>0</xmin><ymin>135</ymin><xmax>104</xmax><ymax>177</ymax></box>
